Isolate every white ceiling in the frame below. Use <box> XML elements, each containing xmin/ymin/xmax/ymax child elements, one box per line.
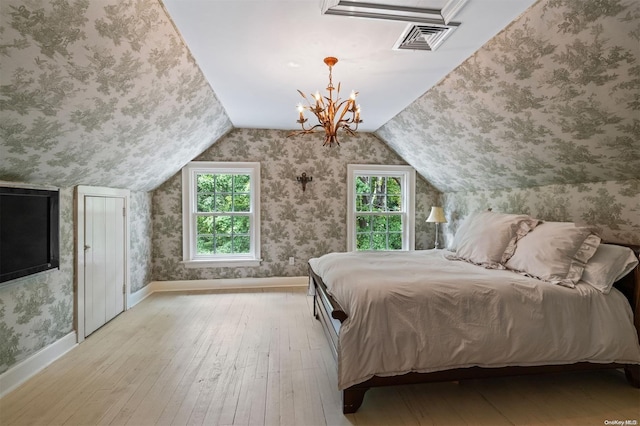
<box><xmin>162</xmin><ymin>0</ymin><xmax>537</xmax><ymax>132</ymax></box>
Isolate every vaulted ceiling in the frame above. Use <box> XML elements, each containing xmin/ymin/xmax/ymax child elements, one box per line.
<box><xmin>1</xmin><ymin>0</ymin><xmax>638</xmax><ymax>193</ymax></box>
<box><xmin>162</xmin><ymin>0</ymin><xmax>536</xmax><ymax>131</ymax></box>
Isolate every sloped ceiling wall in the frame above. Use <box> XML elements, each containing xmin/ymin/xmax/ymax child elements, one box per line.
<box><xmin>0</xmin><ymin>0</ymin><xmax>231</xmax><ymax>192</ymax></box>
<box><xmin>377</xmin><ymin>0</ymin><xmax>640</xmax><ymax>193</ymax></box>
<box><xmin>2</xmin><ymin>0</ymin><xmax>638</xmax><ymax>194</ymax></box>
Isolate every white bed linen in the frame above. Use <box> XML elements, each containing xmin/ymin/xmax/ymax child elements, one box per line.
<box><xmin>308</xmin><ymin>250</ymin><xmax>640</xmax><ymax>390</ymax></box>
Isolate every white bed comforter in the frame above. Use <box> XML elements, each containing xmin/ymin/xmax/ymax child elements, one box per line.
<box><xmin>308</xmin><ymin>250</ymin><xmax>640</xmax><ymax>390</ymax></box>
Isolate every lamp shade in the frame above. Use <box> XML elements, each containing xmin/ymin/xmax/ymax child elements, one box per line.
<box><xmin>426</xmin><ymin>206</ymin><xmax>447</xmax><ymax>223</ymax></box>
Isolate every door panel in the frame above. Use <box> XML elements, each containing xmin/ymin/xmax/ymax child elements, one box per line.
<box><xmin>84</xmin><ymin>195</ymin><xmax>125</xmax><ymax>337</ymax></box>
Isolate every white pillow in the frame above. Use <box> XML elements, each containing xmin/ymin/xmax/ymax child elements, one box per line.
<box><xmin>449</xmin><ymin>211</ymin><xmax>539</xmax><ymax>268</ymax></box>
<box><xmin>581</xmin><ymin>244</ymin><xmax>639</xmax><ymax>294</ymax></box>
<box><xmin>505</xmin><ymin>222</ymin><xmax>601</xmax><ymax>288</ymax></box>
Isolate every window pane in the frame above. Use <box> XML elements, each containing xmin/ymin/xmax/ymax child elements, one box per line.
<box><xmin>197</xmin><ymin>235</ymin><xmax>214</xmax><ymax>255</ymax></box>
<box><xmin>356</xmin><ymin>176</ymin><xmax>372</xmax><ymax>194</ymax></box>
<box><xmin>215</xmin><ymin>194</ymin><xmax>232</xmax><ymax>212</ymax></box>
<box><xmin>371</xmin><ymin>176</ymin><xmax>383</xmax><ymax>192</ymax></box>
<box><xmin>372</xmin><ymin>215</ymin><xmax>387</xmax><ymax>232</ymax></box>
<box><xmin>233</xmin><ymin>216</ymin><xmax>250</xmax><ymax>233</ymax></box>
<box><xmin>233</xmin><ymin>175</ymin><xmax>250</xmax><ymax>192</ymax></box>
<box><xmin>215</xmin><ymin>215</ymin><xmax>232</xmax><ymax>234</ymax></box>
<box><xmin>215</xmin><ymin>174</ymin><xmax>233</xmax><ymax>192</ymax></box>
<box><xmin>196</xmin><ymin>174</ymin><xmax>215</xmax><ymax>193</ymax></box>
<box><xmin>356</xmin><ymin>233</ymin><xmax>371</xmax><ymax>251</ymax></box>
<box><xmin>372</xmin><ymin>233</ymin><xmax>387</xmax><ymax>250</ymax></box>
<box><xmin>233</xmin><ymin>236</ymin><xmax>250</xmax><ymax>253</ymax></box>
<box><xmin>197</xmin><ymin>216</ymin><xmax>214</xmax><ymax>234</ymax></box>
<box><xmin>355</xmin><ymin>215</ymin><xmax>371</xmax><ymax>233</ymax></box>
<box><xmin>233</xmin><ymin>194</ymin><xmax>250</xmax><ymax>212</ymax></box>
<box><xmin>197</xmin><ymin>195</ymin><xmax>215</xmax><ymax>212</ymax></box>
<box><xmin>388</xmin><ymin>233</ymin><xmax>402</xmax><ymax>250</ymax></box>
<box><xmin>388</xmin><ymin>215</ymin><xmax>402</xmax><ymax>232</ymax></box>
<box><xmin>386</xmin><ymin>177</ymin><xmax>401</xmax><ymax>195</ymax></box>
<box><xmin>356</xmin><ymin>195</ymin><xmax>371</xmax><ymax>212</ymax></box>
<box><xmin>387</xmin><ymin>195</ymin><xmax>401</xmax><ymax>211</ymax></box>
<box><xmin>216</xmin><ymin>235</ymin><xmax>232</xmax><ymax>253</ymax></box>
<box><xmin>371</xmin><ymin>195</ymin><xmax>386</xmax><ymax>212</ymax></box>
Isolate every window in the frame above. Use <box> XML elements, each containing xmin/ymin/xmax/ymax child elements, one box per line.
<box><xmin>182</xmin><ymin>162</ymin><xmax>260</xmax><ymax>267</ymax></box>
<box><xmin>347</xmin><ymin>164</ymin><xmax>415</xmax><ymax>251</ymax></box>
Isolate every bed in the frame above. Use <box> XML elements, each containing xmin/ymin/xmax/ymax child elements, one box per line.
<box><xmin>308</xmin><ymin>214</ymin><xmax>640</xmax><ymax>414</ymax></box>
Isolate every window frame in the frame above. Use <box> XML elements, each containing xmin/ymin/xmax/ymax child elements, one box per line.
<box><xmin>182</xmin><ymin>161</ymin><xmax>261</xmax><ymax>267</ymax></box>
<box><xmin>347</xmin><ymin>164</ymin><xmax>415</xmax><ymax>252</ymax></box>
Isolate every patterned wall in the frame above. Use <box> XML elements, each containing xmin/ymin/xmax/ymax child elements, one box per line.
<box><xmin>152</xmin><ymin>129</ymin><xmax>441</xmax><ymax>281</ymax></box>
<box><xmin>129</xmin><ymin>191</ymin><xmax>153</xmax><ymax>293</ymax></box>
<box><xmin>0</xmin><ymin>0</ymin><xmax>232</xmax><ymax>192</ymax></box>
<box><xmin>377</xmin><ymin>0</ymin><xmax>640</xmax><ymax>193</ymax></box>
<box><xmin>441</xmin><ymin>179</ymin><xmax>640</xmax><ymax>247</ymax></box>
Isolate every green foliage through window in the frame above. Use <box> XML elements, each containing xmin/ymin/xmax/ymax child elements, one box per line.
<box><xmin>354</xmin><ymin>175</ymin><xmax>404</xmax><ymax>251</ymax></box>
<box><xmin>195</xmin><ymin>173</ymin><xmax>251</xmax><ymax>255</ymax></box>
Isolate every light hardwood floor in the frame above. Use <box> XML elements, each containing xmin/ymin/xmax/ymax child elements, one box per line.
<box><xmin>1</xmin><ymin>288</ymin><xmax>638</xmax><ymax>426</ymax></box>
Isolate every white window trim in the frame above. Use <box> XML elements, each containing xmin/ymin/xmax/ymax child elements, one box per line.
<box><xmin>347</xmin><ymin>164</ymin><xmax>415</xmax><ymax>252</ymax></box>
<box><xmin>182</xmin><ymin>161</ymin><xmax>261</xmax><ymax>268</ymax></box>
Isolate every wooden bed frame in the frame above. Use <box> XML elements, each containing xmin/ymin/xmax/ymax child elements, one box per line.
<box><xmin>309</xmin><ymin>244</ymin><xmax>640</xmax><ymax>414</ymax></box>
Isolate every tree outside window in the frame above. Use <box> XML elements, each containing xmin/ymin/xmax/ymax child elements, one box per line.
<box><xmin>182</xmin><ymin>162</ymin><xmax>260</xmax><ymax>267</ymax></box>
<box><xmin>347</xmin><ymin>165</ymin><xmax>415</xmax><ymax>252</ymax></box>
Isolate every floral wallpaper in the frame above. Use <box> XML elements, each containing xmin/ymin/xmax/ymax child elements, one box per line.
<box><xmin>0</xmin><ymin>187</ymin><xmax>73</xmax><ymax>374</ymax></box>
<box><xmin>377</xmin><ymin>0</ymin><xmax>640</xmax><ymax>193</ymax></box>
<box><xmin>441</xmin><ymin>179</ymin><xmax>640</xmax><ymax>247</ymax></box>
<box><xmin>0</xmin><ymin>0</ymin><xmax>232</xmax><ymax>192</ymax></box>
<box><xmin>129</xmin><ymin>191</ymin><xmax>153</xmax><ymax>293</ymax></box>
<box><xmin>152</xmin><ymin>129</ymin><xmax>440</xmax><ymax>281</ymax></box>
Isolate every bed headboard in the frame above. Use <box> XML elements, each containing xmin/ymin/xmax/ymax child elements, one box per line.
<box><xmin>611</xmin><ymin>244</ymin><xmax>640</xmax><ymax>340</ymax></box>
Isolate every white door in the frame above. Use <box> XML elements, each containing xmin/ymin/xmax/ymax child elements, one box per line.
<box><xmin>84</xmin><ymin>195</ymin><xmax>125</xmax><ymax>336</ymax></box>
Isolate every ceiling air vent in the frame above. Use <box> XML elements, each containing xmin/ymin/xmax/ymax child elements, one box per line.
<box><xmin>393</xmin><ymin>23</ymin><xmax>459</xmax><ymax>51</ymax></box>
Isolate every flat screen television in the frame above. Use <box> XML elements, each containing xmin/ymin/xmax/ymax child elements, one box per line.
<box><xmin>0</xmin><ymin>186</ymin><xmax>60</xmax><ymax>284</ymax></box>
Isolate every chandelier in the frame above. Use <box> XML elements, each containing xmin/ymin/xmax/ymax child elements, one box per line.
<box><xmin>289</xmin><ymin>57</ymin><xmax>362</xmax><ymax>147</ymax></box>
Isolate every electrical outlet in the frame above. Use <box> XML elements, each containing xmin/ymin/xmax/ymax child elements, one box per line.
<box><xmin>289</xmin><ymin>257</ymin><xmax>295</xmax><ymax>265</ymax></box>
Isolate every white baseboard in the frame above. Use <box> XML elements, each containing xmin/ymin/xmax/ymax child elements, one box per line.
<box><xmin>149</xmin><ymin>276</ymin><xmax>308</xmax><ymax>292</ymax></box>
<box><xmin>128</xmin><ymin>284</ymin><xmax>154</xmax><ymax>308</ymax></box>
<box><xmin>0</xmin><ymin>331</ymin><xmax>77</xmax><ymax>398</ymax></box>
<box><xmin>129</xmin><ymin>276</ymin><xmax>308</xmax><ymax>305</ymax></box>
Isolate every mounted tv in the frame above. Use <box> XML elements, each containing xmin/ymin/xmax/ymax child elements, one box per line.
<box><xmin>0</xmin><ymin>186</ymin><xmax>60</xmax><ymax>284</ymax></box>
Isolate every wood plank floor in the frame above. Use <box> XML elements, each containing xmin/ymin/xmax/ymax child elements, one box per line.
<box><xmin>1</xmin><ymin>288</ymin><xmax>638</xmax><ymax>426</ymax></box>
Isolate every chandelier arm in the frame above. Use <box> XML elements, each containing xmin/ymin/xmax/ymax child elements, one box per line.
<box><xmin>335</xmin><ymin>101</ymin><xmax>355</xmax><ymax>125</ymax></box>
<box><xmin>303</xmin><ymin>124</ymin><xmax>325</xmax><ymax>133</ymax></box>
<box><xmin>341</xmin><ymin>125</ymin><xmax>357</xmax><ymax>136</ymax></box>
